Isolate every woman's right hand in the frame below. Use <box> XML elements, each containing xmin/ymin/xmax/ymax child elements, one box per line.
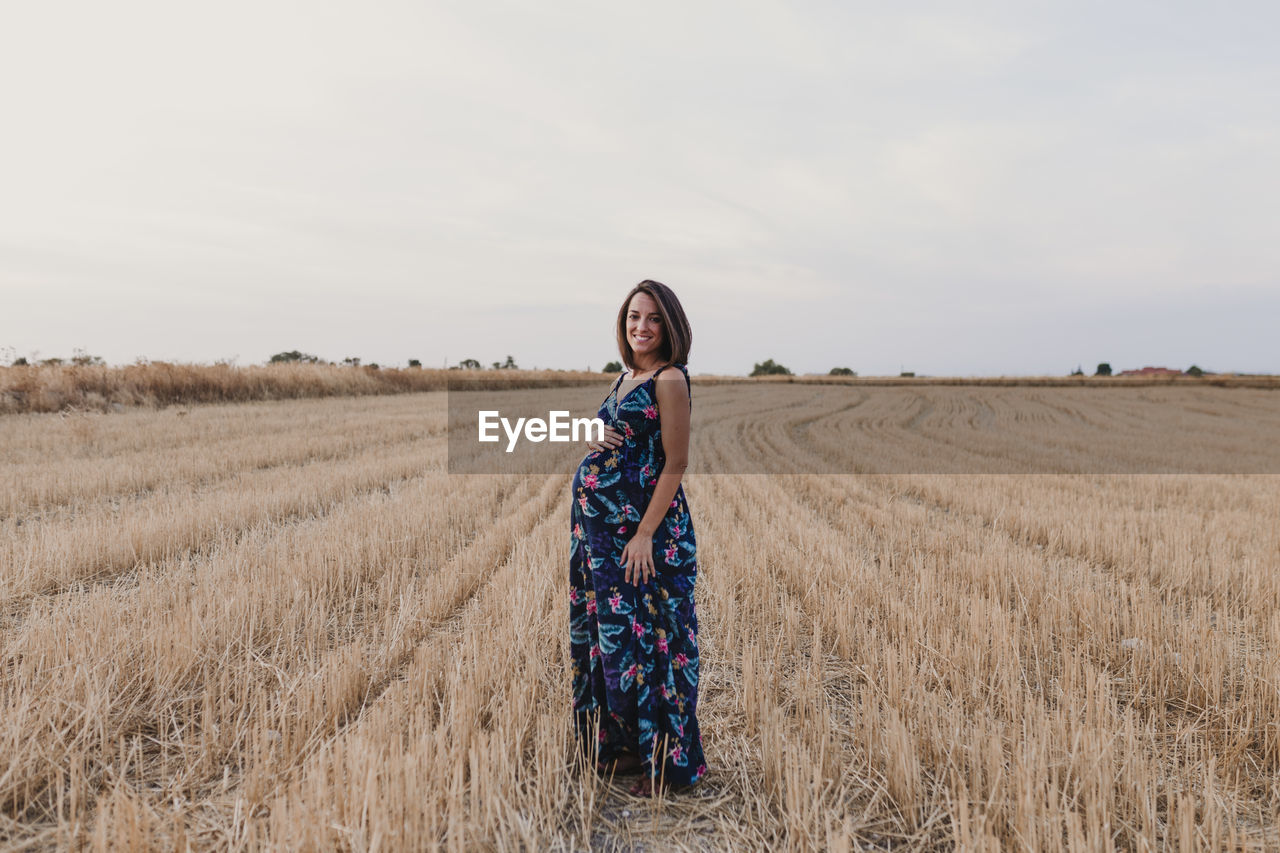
<box><xmin>587</xmin><ymin>425</ymin><xmax>625</xmax><ymax>455</ymax></box>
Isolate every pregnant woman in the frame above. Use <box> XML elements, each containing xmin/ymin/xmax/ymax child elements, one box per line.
<box><xmin>569</xmin><ymin>280</ymin><xmax>706</xmax><ymax>796</ymax></box>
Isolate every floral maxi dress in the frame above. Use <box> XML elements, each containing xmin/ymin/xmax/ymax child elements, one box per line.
<box><xmin>569</xmin><ymin>362</ymin><xmax>707</xmax><ymax>786</ymax></box>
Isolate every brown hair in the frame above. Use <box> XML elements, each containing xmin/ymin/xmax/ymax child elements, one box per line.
<box><xmin>615</xmin><ymin>280</ymin><xmax>692</xmax><ymax>371</ymax></box>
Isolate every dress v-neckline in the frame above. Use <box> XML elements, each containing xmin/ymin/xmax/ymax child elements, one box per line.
<box><xmin>613</xmin><ymin>370</ymin><xmax>658</xmax><ymax>410</ymax></box>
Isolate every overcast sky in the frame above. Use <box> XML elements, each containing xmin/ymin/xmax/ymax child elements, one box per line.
<box><xmin>2</xmin><ymin>1</ymin><xmax>1276</xmax><ymax>375</ymax></box>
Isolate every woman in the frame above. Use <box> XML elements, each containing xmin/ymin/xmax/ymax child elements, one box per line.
<box><xmin>569</xmin><ymin>280</ymin><xmax>706</xmax><ymax>796</ymax></box>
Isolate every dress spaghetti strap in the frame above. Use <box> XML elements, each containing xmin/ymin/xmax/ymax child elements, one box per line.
<box><xmin>652</xmin><ymin>362</ymin><xmax>692</xmax><ymax>402</ymax></box>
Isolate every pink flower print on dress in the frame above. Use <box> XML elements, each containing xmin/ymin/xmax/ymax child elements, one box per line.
<box><xmin>643</xmin><ymin>405</ymin><xmax>657</xmax><ymax>419</ymax></box>
<box><xmin>589</xmin><ymin>644</ymin><xmax>600</xmax><ymax>658</ymax></box>
<box><xmin>569</xmin><ymin>589</ymin><xmax>580</xmax><ymax>605</ymax></box>
<box><xmin>598</xmin><ymin>729</ymin><xmax>607</xmax><ymax>742</ymax></box>
<box><xmin>631</xmin><ymin>620</ymin><xmax>645</xmax><ymax>637</ymax></box>
<box><xmin>586</xmin><ymin>599</ymin><xmax>597</xmax><ymax>614</ymax></box>
<box><xmin>674</xmin><ymin>653</ymin><xmax>689</xmax><ymax>667</ymax></box>
<box><xmin>670</xmin><ymin>743</ymin><xmax>682</xmax><ymax>762</ymax></box>
<box><xmin>623</xmin><ymin>663</ymin><xmax>639</xmax><ymax>679</ymax></box>
<box><xmin>623</xmin><ymin>423</ymin><xmax>634</xmax><ymax>438</ymax></box>
<box><xmin>573</xmin><ymin>522</ymin><xmax>582</xmax><ymax>539</ymax></box>
<box><xmin>670</xmin><ymin>499</ymin><xmax>678</xmax><ymax>508</ymax></box>
<box><xmin>656</xmin><ymin>636</ymin><xmax>668</xmax><ymax>653</ymax></box>
<box><xmin>618</xmin><ymin>526</ymin><xmax>627</xmax><ymax>534</ymax></box>
<box><xmin>582</xmin><ymin>473</ymin><xmax>598</xmax><ymax>489</ymax></box>
<box><xmin>608</xmin><ymin>592</ymin><xmax>622</xmax><ymax>612</ymax></box>
<box><xmin>664</xmin><ymin>545</ymin><xmax>677</xmax><ymax>562</ymax></box>
<box><xmin>578</xmin><ymin>495</ymin><xmax>588</xmax><ymax>509</ymax></box>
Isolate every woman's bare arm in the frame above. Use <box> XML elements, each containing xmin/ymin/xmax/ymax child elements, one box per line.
<box><xmin>621</xmin><ymin>370</ymin><xmax>691</xmax><ymax>584</ymax></box>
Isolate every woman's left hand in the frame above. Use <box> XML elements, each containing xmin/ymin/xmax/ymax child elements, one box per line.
<box><xmin>620</xmin><ymin>533</ymin><xmax>655</xmax><ymax>585</ymax></box>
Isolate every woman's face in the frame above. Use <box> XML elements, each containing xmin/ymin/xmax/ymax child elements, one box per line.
<box><xmin>626</xmin><ymin>292</ymin><xmax>665</xmax><ymax>363</ymax></box>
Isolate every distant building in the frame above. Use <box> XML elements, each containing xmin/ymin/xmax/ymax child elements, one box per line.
<box><xmin>1117</xmin><ymin>366</ymin><xmax>1183</xmax><ymax>377</ymax></box>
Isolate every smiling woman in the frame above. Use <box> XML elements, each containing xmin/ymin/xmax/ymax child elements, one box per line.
<box><xmin>568</xmin><ymin>280</ymin><xmax>706</xmax><ymax>797</ymax></box>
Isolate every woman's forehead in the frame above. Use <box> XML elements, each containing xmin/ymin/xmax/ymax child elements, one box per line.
<box><xmin>628</xmin><ymin>293</ymin><xmax>660</xmax><ymax>312</ymax></box>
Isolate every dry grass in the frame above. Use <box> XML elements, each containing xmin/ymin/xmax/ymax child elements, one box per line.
<box><xmin>2</xmin><ymin>386</ymin><xmax>1278</xmax><ymax>850</ymax></box>
<box><xmin>0</xmin><ymin>364</ymin><xmax>607</xmax><ymax>415</ymax></box>
<box><xmin>5</xmin><ymin>362</ymin><xmax>1276</xmax><ymax>416</ymax></box>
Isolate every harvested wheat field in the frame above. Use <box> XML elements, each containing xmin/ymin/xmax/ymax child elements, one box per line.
<box><xmin>2</xmin><ymin>384</ymin><xmax>1279</xmax><ymax>851</ymax></box>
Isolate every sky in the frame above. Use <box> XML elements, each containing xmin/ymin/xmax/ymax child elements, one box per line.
<box><xmin>2</xmin><ymin>1</ymin><xmax>1277</xmax><ymax>376</ymax></box>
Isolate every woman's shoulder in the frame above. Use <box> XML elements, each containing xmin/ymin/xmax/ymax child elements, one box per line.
<box><xmin>654</xmin><ymin>362</ymin><xmax>689</xmax><ymax>380</ymax></box>
<box><xmin>653</xmin><ymin>364</ymin><xmax>692</xmax><ymax>404</ymax></box>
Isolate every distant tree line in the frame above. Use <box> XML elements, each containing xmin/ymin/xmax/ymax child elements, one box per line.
<box><xmin>269</xmin><ymin>350</ymin><xmax>321</xmax><ymax>364</ymax></box>
<box><xmin>448</xmin><ymin>355</ymin><xmax>518</xmax><ymax>370</ymax></box>
<box><xmin>267</xmin><ymin>350</ymin><xmax>391</xmax><ymax>369</ymax></box>
<box><xmin>751</xmin><ymin>360</ymin><xmax>862</xmax><ymax>377</ymax></box>
<box><xmin>4</xmin><ymin>347</ymin><xmax>106</xmax><ymax>367</ymax></box>
<box><xmin>0</xmin><ymin>347</ymin><xmax>1215</xmax><ymax>380</ymax></box>
<box><xmin>751</xmin><ymin>358</ymin><xmax>791</xmax><ymax>376</ymax></box>
<box><xmin>1080</xmin><ymin>362</ymin><xmax>1205</xmax><ymax>377</ymax></box>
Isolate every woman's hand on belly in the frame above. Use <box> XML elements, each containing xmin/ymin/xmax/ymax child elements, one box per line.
<box><xmin>586</xmin><ymin>424</ymin><xmax>625</xmax><ymax>456</ymax></box>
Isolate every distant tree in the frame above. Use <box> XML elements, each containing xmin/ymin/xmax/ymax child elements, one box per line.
<box><xmin>407</xmin><ymin>359</ymin><xmax>421</xmax><ymax>368</ymax></box>
<box><xmin>40</xmin><ymin>357</ymin><xmax>64</xmax><ymax>366</ymax></box>
<box><xmin>900</xmin><ymin>370</ymin><xmax>915</xmax><ymax>378</ymax></box>
<box><xmin>1186</xmin><ymin>364</ymin><xmax>1204</xmax><ymax>377</ymax></box>
<box><xmin>1070</xmin><ymin>365</ymin><xmax>1085</xmax><ymax>376</ymax></box>
<box><xmin>1095</xmin><ymin>362</ymin><xmax>1112</xmax><ymax>377</ymax></box>
<box><xmin>341</xmin><ymin>356</ymin><xmax>361</xmax><ymax>367</ymax></box>
<box><xmin>603</xmin><ymin>360</ymin><xmax>623</xmax><ymax>373</ymax></box>
<box><xmin>491</xmin><ymin>355</ymin><xmax>518</xmax><ymax>370</ymax></box>
<box><xmin>829</xmin><ymin>367</ymin><xmax>856</xmax><ymax>376</ymax></box>
<box><xmin>366</xmin><ymin>363</ymin><xmax>379</xmax><ymax>370</ymax></box>
<box><xmin>71</xmin><ymin>348</ymin><xmax>105</xmax><ymax>366</ymax></box>
<box><xmin>269</xmin><ymin>350</ymin><xmax>321</xmax><ymax>364</ymax></box>
<box><xmin>751</xmin><ymin>358</ymin><xmax>792</xmax><ymax>377</ymax></box>
<box><xmin>11</xmin><ymin>357</ymin><xmax>28</xmax><ymax>366</ymax></box>
<box><xmin>457</xmin><ymin>358</ymin><xmax>482</xmax><ymax>370</ymax></box>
